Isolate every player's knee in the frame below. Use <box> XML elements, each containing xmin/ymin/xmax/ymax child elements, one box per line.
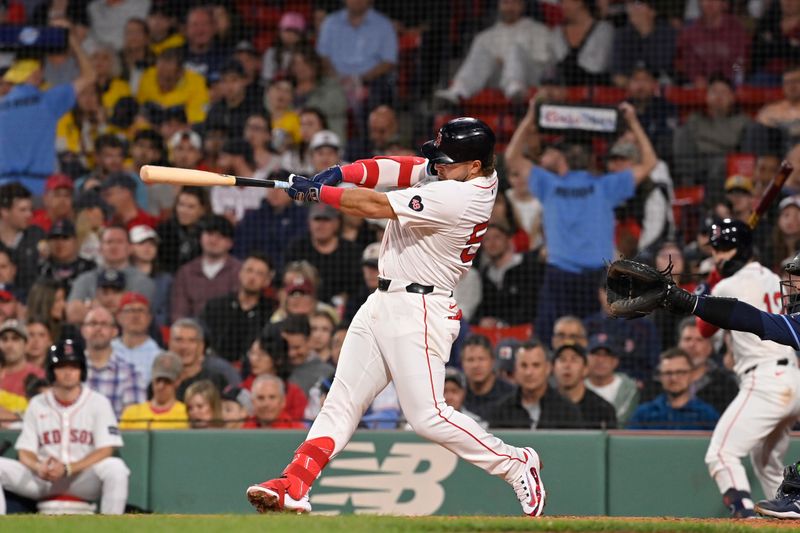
<box><xmin>406</xmin><ymin>410</ymin><xmax>446</xmax><ymax>441</ymax></box>
<box><xmin>96</xmin><ymin>457</ymin><xmax>130</xmax><ymax>482</ymax></box>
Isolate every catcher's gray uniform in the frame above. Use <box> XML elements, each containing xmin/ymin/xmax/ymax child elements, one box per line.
<box><xmin>0</xmin><ymin>387</ymin><xmax>129</xmax><ymax>514</ymax></box>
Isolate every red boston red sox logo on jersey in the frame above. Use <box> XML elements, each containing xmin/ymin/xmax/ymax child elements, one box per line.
<box><xmin>38</xmin><ymin>429</ymin><xmax>94</xmax><ymax>446</ymax></box>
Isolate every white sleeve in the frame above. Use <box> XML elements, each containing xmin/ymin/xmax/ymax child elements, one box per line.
<box><xmin>14</xmin><ymin>400</ymin><xmax>40</xmax><ymax>453</ymax></box>
<box><xmin>386</xmin><ymin>181</ymin><xmax>467</xmax><ymax>230</ymax></box>
<box><xmin>92</xmin><ymin>395</ymin><xmax>124</xmax><ymax>449</ymax></box>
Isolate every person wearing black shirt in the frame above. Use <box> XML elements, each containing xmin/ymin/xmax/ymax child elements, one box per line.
<box><xmin>461</xmin><ymin>334</ymin><xmax>514</xmax><ymax>419</ymax></box>
<box><xmin>552</xmin><ymin>343</ymin><xmax>617</xmax><ymax>429</ymax></box>
<box><xmin>39</xmin><ymin>219</ymin><xmax>96</xmax><ymax>291</ymax></box>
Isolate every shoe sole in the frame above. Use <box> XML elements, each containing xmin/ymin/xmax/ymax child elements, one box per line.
<box><xmin>754</xmin><ymin>504</ymin><xmax>800</xmax><ymax>519</ymax></box>
<box><xmin>246</xmin><ymin>486</ymin><xmax>310</xmax><ymax>514</ymax></box>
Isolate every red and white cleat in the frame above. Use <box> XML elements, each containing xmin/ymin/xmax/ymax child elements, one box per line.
<box><xmin>511</xmin><ymin>447</ymin><xmax>546</xmax><ymax>517</ymax></box>
<box><xmin>246</xmin><ymin>477</ymin><xmax>312</xmax><ymax>514</ymax></box>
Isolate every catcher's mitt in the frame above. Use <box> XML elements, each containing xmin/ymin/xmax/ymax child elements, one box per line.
<box><xmin>605</xmin><ymin>259</ymin><xmax>673</xmax><ymax>319</ymax></box>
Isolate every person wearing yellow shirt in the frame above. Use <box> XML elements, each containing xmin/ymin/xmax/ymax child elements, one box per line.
<box><xmin>90</xmin><ymin>44</ymin><xmax>132</xmax><ymax>115</ymax></box>
<box><xmin>55</xmin><ymin>84</ymin><xmax>108</xmax><ymax>169</ymax></box>
<box><xmin>147</xmin><ymin>5</ymin><xmax>185</xmax><ymax>57</ymax></box>
<box><xmin>120</xmin><ymin>351</ymin><xmax>189</xmax><ymax>430</ymax></box>
<box><xmin>265</xmin><ymin>78</ymin><xmax>301</xmax><ymax>148</ymax></box>
<box><xmin>137</xmin><ymin>48</ymin><xmax>209</xmax><ymax>125</ymax></box>
<box><xmin>0</xmin><ymin>388</ymin><xmax>27</xmax><ymax>428</ymax></box>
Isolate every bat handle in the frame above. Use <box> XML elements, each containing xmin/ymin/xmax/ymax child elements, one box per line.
<box><xmin>273</xmin><ymin>181</ymin><xmax>291</xmax><ymax>190</ymax></box>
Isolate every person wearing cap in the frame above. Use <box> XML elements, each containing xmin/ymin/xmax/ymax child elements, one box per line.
<box><xmin>233</xmin><ymin>41</ymin><xmax>263</xmax><ymax>91</ymax></box>
<box><xmin>111</xmin><ymin>292</ymin><xmax>161</xmax><ymax>384</ymax></box>
<box><xmin>168</xmin><ymin>130</ymin><xmax>205</xmax><ymax>171</ymax></box>
<box><xmin>200</xmin><ymin>252</ymin><xmax>277</xmax><ymax>364</ymax></box>
<box><xmin>309</xmin><ymin>130</ymin><xmax>344</xmax><ymax>174</ymax></box>
<box><xmin>183</xmin><ymin>5</ymin><xmax>229</xmax><ymax>81</ymax></box>
<box><xmin>101</xmin><ymin>173</ymin><xmax>159</xmax><ymax>231</ymax></box>
<box><xmin>221</xmin><ymin>385</ymin><xmax>254</xmax><ymax>429</ymax></box>
<box><xmin>460</xmin><ymin>335</ymin><xmax>514</xmax><ymax>419</ymax></box>
<box><xmin>262</xmin><ymin>12</ymin><xmax>308</xmax><ymax>83</ymax></box>
<box><xmin>487</xmin><ymin>341</ymin><xmax>583</xmax><ymax>430</ymax></box>
<box><xmin>0</xmin><ymin>320</ymin><xmax>45</xmax><ymax>397</ymax></box>
<box><xmin>343</xmin><ymin>242</ymin><xmax>381</xmax><ymax>322</ymax></box>
<box><xmin>279</xmin><ymin>315</ymin><xmax>334</xmax><ymax>396</ymax></box>
<box><xmin>119</xmin><ymin>351</ymin><xmax>189</xmax><ymax>430</ymax></box>
<box><xmin>610</xmin><ymin>0</ymin><xmax>676</xmax><ymax>86</ymax></box>
<box><xmin>31</xmin><ymin>175</ymin><xmax>75</xmax><ymax>233</ymax></box>
<box><xmin>74</xmin><ymin>134</ymin><xmax>149</xmax><ymax>208</ymax></box>
<box><xmin>442</xmin><ymin>367</ymin><xmax>487</xmax><ymax>429</ymax></box>
<box><xmin>473</xmin><ymin>221</ymin><xmax>541</xmax><ymax>327</ymax></box>
<box><xmin>0</xmin><ymin>182</ymin><xmax>46</xmax><ymax>293</ymax></box>
<box><xmin>39</xmin><ymin>219</ymin><xmax>96</xmax><ymax>291</ymax></box>
<box><xmin>147</xmin><ymin>4</ymin><xmax>185</xmax><ymax>57</ymax></box>
<box><xmin>552</xmin><ymin>343</ymin><xmax>617</xmax><ymax>429</ymax></box>
<box><xmin>67</xmin><ymin>225</ymin><xmax>157</xmax><ymax>324</ymax></box>
<box><xmin>137</xmin><ymin>46</ymin><xmax>209</xmax><ymax>125</ymax></box>
<box><xmin>0</xmin><ymin>288</ymin><xmax>19</xmax><ymax>325</ymax></box>
<box><xmin>584</xmin><ymin>333</ymin><xmax>640</xmax><ymax>426</ymax></box>
<box><xmin>285</xmin><ymin>203</ymin><xmax>361</xmax><ymax>305</ymax></box>
<box><xmin>128</xmin><ymin>224</ymin><xmax>171</xmax><ymax>329</ymax></box>
<box><xmin>506</xmin><ymin>100</ymin><xmax>658</xmax><ymax>347</ymax></box>
<box><xmin>93</xmin><ymin>268</ymin><xmax>127</xmax><ymax>315</ymax></box>
<box><xmin>245</xmin><ymin>374</ymin><xmax>305</xmax><ymax>429</ymax></box>
<box><xmin>722</xmin><ymin>175</ymin><xmax>756</xmax><ymax>223</ymax></box>
<box><xmin>211</xmin><ymin>139</ymin><xmax>264</xmax><ymax>223</ymax></box>
<box><xmin>0</xmin><ymin>25</ymin><xmax>95</xmax><ymax>196</ymax></box>
<box><xmin>206</xmin><ymin>60</ymin><xmax>264</xmax><ymax>141</ymax></box>
<box><xmin>171</xmin><ymin>215</ymin><xmax>242</xmax><ymax>323</ymax></box>
<box><xmin>774</xmin><ymin>195</ymin><xmax>800</xmax><ymax>271</ymax></box>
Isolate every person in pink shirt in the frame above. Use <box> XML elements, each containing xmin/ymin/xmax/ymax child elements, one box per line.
<box><xmin>0</xmin><ymin>320</ymin><xmax>44</xmax><ymax>396</ymax></box>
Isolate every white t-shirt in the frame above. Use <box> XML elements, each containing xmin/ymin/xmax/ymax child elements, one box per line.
<box><xmin>585</xmin><ymin>375</ymin><xmax>622</xmax><ymax>406</ymax></box>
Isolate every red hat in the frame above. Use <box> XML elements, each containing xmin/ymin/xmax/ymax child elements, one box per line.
<box><xmin>0</xmin><ymin>290</ymin><xmax>15</xmax><ymax>303</ymax></box>
<box><xmin>285</xmin><ymin>277</ymin><xmax>315</xmax><ymax>296</ymax></box>
<box><xmin>119</xmin><ymin>291</ymin><xmax>150</xmax><ymax>309</ymax></box>
<box><xmin>45</xmin><ymin>174</ymin><xmax>74</xmax><ymax>192</ymax></box>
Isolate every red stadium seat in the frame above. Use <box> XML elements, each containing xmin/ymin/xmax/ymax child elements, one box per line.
<box><xmin>462</xmin><ymin>89</ymin><xmax>510</xmax><ymax>114</ymax></box>
<box><xmin>592</xmin><ymin>86</ymin><xmax>626</xmax><ymax>106</ymax></box>
<box><xmin>736</xmin><ymin>86</ymin><xmax>784</xmax><ymax>115</ymax></box>
<box><xmin>672</xmin><ymin>185</ymin><xmax>707</xmax><ymax>244</ymax></box>
<box><xmin>470</xmin><ymin>324</ymin><xmax>534</xmax><ymax>347</ymax></box>
<box><xmin>727</xmin><ymin>153</ymin><xmax>756</xmax><ymax>178</ymax></box>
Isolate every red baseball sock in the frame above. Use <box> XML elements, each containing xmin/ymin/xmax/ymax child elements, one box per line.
<box><xmin>283</xmin><ymin>437</ymin><xmax>334</xmax><ymax>499</ymax></box>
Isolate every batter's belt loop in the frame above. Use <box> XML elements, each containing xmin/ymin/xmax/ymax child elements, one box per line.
<box><xmin>377</xmin><ymin>277</ymin><xmax>453</xmax><ymax>297</ymax></box>
<box><xmin>742</xmin><ymin>358</ymin><xmax>790</xmax><ymax>375</ymax></box>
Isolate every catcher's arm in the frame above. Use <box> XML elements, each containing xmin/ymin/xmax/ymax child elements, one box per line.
<box><xmin>691</xmin><ymin>295</ymin><xmax>800</xmax><ymax>349</ymax></box>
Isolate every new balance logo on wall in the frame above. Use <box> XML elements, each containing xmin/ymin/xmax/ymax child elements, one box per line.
<box><xmin>311</xmin><ymin>442</ymin><xmax>458</xmax><ymax>515</ymax></box>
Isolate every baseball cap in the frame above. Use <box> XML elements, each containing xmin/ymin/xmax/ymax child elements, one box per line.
<box><xmin>48</xmin><ymin>219</ymin><xmax>76</xmax><ymax>239</ymax></box>
<box><xmin>151</xmin><ymin>351</ymin><xmax>182</xmax><ymax>382</ymax></box>
<box><xmin>0</xmin><ymin>319</ymin><xmax>27</xmax><ymax>340</ymax></box>
<box><xmin>221</xmin><ymin>385</ymin><xmax>254</xmax><ymax>415</ymax></box>
<box><xmin>587</xmin><ymin>333</ymin><xmax>621</xmax><ymax>356</ymax></box>
<box><xmin>3</xmin><ymin>59</ymin><xmax>40</xmax><ymax>84</ymax></box>
<box><xmin>285</xmin><ymin>276</ymin><xmax>315</xmax><ymax>296</ymax></box>
<box><xmin>45</xmin><ymin>174</ymin><xmax>74</xmax><ymax>192</ymax></box>
<box><xmin>130</xmin><ymin>225</ymin><xmax>160</xmax><ymax>244</ymax></box>
<box><xmin>101</xmin><ymin>172</ymin><xmax>138</xmax><ymax>193</ymax></box>
<box><xmin>608</xmin><ymin>140</ymin><xmax>640</xmax><ymax>162</ymax></box>
<box><xmin>119</xmin><ymin>291</ymin><xmax>150</xmax><ymax>310</ymax></box>
<box><xmin>724</xmin><ymin>175</ymin><xmax>754</xmax><ymax>195</ymax></box>
<box><xmin>779</xmin><ymin>195</ymin><xmax>800</xmax><ymax>212</ymax></box>
<box><xmin>309</xmin><ymin>203</ymin><xmax>339</xmax><ymax>220</ymax></box>
<box><xmin>201</xmin><ymin>215</ymin><xmax>235</xmax><ymax>239</ymax></box>
<box><xmin>553</xmin><ymin>342</ymin><xmax>587</xmax><ymax>361</ymax></box>
<box><xmin>309</xmin><ymin>130</ymin><xmax>342</xmax><ymax>152</ymax></box>
<box><xmin>361</xmin><ymin>242</ymin><xmax>380</xmax><ymax>267</ymax></box>
<box><xmin>234</xmin><ymin>40</ymin><xmax>259</xmax><ymax>55</ymax></box>
<box><xmin>279</xmin><ymin>12</ymin><xmax>306</xmax><ymax>32</ymax></box>
<box><xmin>169</xmin><ymin>130</ymin><xmax>202</xmax><ymax>151</ymax></box>
<box><xmin>0</xmin><ymin>290</ymin><xmax>16</xmax><ymax>303</ymax></box>
<box><xmin>220</xmin><ymin>59</ymin><xmax>245</xmax><ymax>78</ymax></box>
<box><xmin>97</xmin><ymin>269</ymin><xmax>126</xmax><ymax>290</ymax></box>
<box><xmin>444</xmin><ymin>367</ymin><xmax>466</xmax><ymax>389</ymax></box>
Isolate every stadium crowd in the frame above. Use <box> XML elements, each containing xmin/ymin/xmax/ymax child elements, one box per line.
<box><xmin>0</xmin><ymin>0</ymin><xmax>799</xmax><ymax>432</ymax></box>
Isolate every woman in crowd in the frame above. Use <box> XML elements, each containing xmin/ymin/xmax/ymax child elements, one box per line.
<box><xmin>74</xmin><ymin>191</ymin><xmax>108</xmax><ymax>263</ymax></box>
<box><xmin>772</xmin><ymin>196</ymin><xmax>800</xmax><ymax>271</ymax></box>
<box><xmin>120</xmin><ymin>18</ymin><xmax>155</xmax><ymax>94</ymax></box>
<box><xmin>56</xmin><ymin>84</ymin><xmax>107</xmax><ymax>172</ymax></box>
<box><xmin>241</xmin><ymin>334</ymin><xmax>307</xmax><ymax>422</ymax></box>
<box><xmin>284</xmin><ymin>107</ymin><xmax>328</xmax><ymax>174</ymax></box>
<box><xmin>90</xmin><ymin>43</ymin><xmax>132</xmax><ymax>116</ymax></box>
<box><xmin>243</xmin><ymin>113</ymin><xmax>285</xmax><ymax>176</ymax></box>
<box><xmin>26</xmin><ymin>278</ymin><xmax>68</xmax><ymax>344</ymax></box>
<box><xmin>185</xmin><ymin>379</ymin><xmax>223</xmax><ymax>429</ymax></box>
<box><xmin>309</xmin><ymin>310</ymin><xmax>337</xmax><ymax>364</ymax></box>
<box><xmin>290</xmin><ymin>46</ymin><xmax>347</xmax><ymax>139</ymax></box>
<box><xmin>129</xmin><ymin>224</ymin><xmax>172</xmax><ymax>329</ymax></box>
<box><xmin>261</xmin><ymin>12</ymin><xmax>308</xmax><ymax>83</ymax></box>
<box><xmin>156</xmin><ymin>186</ymin><xmax>210</xmax><ymax>274</ymax></box>
<box><xmin>25</xmin><ymin>319</ymin><xmax>54</xmax><ymax>370</ymax></box>
<box><xmin>264</xmin><ymin>78</ymin><xmax>302</xmax><ymax>149</ymax></box>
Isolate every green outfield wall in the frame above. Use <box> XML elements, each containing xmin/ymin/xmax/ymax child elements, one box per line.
<box><xmin>2</xmin><ymin>429</ymin><xmax>799</xmax><ymax>517</ymax></box>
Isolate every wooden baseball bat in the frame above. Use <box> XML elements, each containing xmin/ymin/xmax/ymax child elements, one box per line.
<box><xmin>748</xmin><ymin>160</ymin><xmax>794</xmax><ymax>229</ymax></box>
<box><xmin>139</xmin><ymin>165</ymin><xmax>291</xmax><ymax>189</ymax></box>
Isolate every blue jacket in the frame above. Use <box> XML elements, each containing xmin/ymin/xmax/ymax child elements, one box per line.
<box><xmin>232</xmin><ymin>199</ymin><xmax>309</xmax><ymax>270</ymax></box>
<box><xmin>627</xmin><ymin>394</ymin><xmax>719</xmax><ymax>430</ymax></box>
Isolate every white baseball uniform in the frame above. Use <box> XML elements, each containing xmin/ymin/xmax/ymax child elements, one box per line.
<box><xmin>703</xmin><ymin>262</ymin><xmax>800</xmax><ymax>498</ymax></box>
<box><xmin>306</xmin><ymin>158</ymin><xmax>529</xmax><ymax>482</ymax></box>
<box><xmin>0</xmin><ymin>386</ymin><xmax>130</xmax><ymax>514</ymax></box>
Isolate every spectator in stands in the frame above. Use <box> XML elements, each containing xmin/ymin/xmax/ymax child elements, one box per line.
<box><xmin>723</xmin><ymin>175</ymin><xmax>756</xmax><ymax>223</ymax></box>
<box><xmin>435</xmin><ymin>0</ymin><xmax>551</xmax><ymax>103</ymax></box>
<box><xmin>72</xmin><ymin>191</ymin><xmax>107</xmax><ymax>264</ymax></box>
<box><xmin>242</xmin><ymin>334</ymin><xmax>307</xmax><ymax>421</ymax></box>
<box><xmin>279</xmin><ymin>315</ymin><xmax>335</xmax><ymax>396</ymax></box>
<box><xmin>461</xmin><ymin>334</ymin><xmax>514</xmax><ymax>419</ymax></box>
<box><xmin>611</xmin><ymin>0</ymin><xmax>676</xmax><ymax>86</ymax></box>
<box><xmin>772</xmin><ymin>195</ymin><xmax>800</xmax><ymax>270</ymax></box>
<box><xmin>68</xmin><ymin>225</ymin><xmax>156</xmax><ymax>324</ymax></box>
<box><xmin>76</xmin><ymin>134</ymin><xmax>147</xmax><ymax>208</ymax></box>
<box><xmin>119</xmin><ymin>351</ymin><xmax>189</xmax><ymax>430</ymax></box>
<box><xmin>93</xmin><ymin>268</ymin><xmax>127</xmax><ymax>315</ymax></box>
<box><xmin>344</xmin><ymin>242</ymin><xmax>380</xmax><ymax>323</ymax></box>
<box><xmin>220</xmin><ymin>385</ymin><xmax>253</xmax><ymax>429</ymax></box>
<box><xmin>584</xmin><ymin>284</ymin><xmax>661</xmax><ymax>381</ymax></box>
<box><xmin>90</xmin><ymin>43</ymin><xmax>132</xmax><ymax>116</ymax></box>
<box><xmin>751</xmin><ymin>0</ymin><xmax>800</xmax><ymax>84</ymax></box>
<box><xmin>290</xmin><ymin>47</ymin><xmax>348</xmax><ymax>140</ymax></box>
<box><xmin>168</xmin><ymin>131</ymin><xmax>204</xmax><ymax>171</ymax></box>
<box><xmin>628</xmin><ymin>348</ymin><xmax>719</xmax><ymax>430</ymax></box>
<box><xmin>309</xmin><ymin>310</ymin><xmax>337</xmax><ymax>365</ymax></box>
<box><xmin>626</xmin><ymin>66</ymin><xmax>677</xmax><ymax>162</ymax></box>
<box><xmin>242</xmin><ymin>113</ymin><xmax>284</xmax><ymax>177</ymax></box>
<box><xmin>131</xmin><ymin>128</ymin><xmax>166</xmax><ymax>176</ymax></box>
<box><xmin>121</xmin><ymin>17</ymin><xmax>154</xmax><ymax>93</ymax></box>
<box><xmin>0</xmin><ymin>320</ymin><xmax>44</xmax><ymax>397</ymax></box>
<box><xmin>347</xmin><ymin>105</ymin><xmax>398</xmax><ymax>161</ymax></box>
<box><xmin>677</xmin><ymin>317</ymin><xmax>739</xmax><ymax>415</ymax></box>
<box><xmin>39</xmin><ymin>219</ymin><xmax>95</xmax><ymax>292</ymax></box>
<box><xmin>265</xmin><ymin>79</ymin><xmax>302</xmax><ymax>149</ymax></box>
<box><xmin>0</xmin><ymin>250</ymin><xmax>16</xmax><ymax>300</ymax></box>
<box><xmin>26</xmin><ymin>278</ymin><xmax>68</xmax><ymax>343</ymax></box>
<box><xmin>0</xmin><ymin>289</ymin><xmax>19</xmax><ymax>323</ymax></box>
<box><xmin>211</xmin><ymin>140</ymin><xmax>264</xmax><ymax>224</ymax></box>
<box><xmin>182</xmin><ymin>5</ymin><xmax>228</xmax><ymax>80</ymax></box>
<box><xmin>206</xmin><ymin>60</ymin><xmax>264</xmax><ymax>140</ymax></box>
<box><xmin>88</xmin><ymin>0</ymin><xmax>149</xmax><ymax>51</ymax></box>
<box><xmin>111</xmin><ymin>292</ymin><xmax>160</xmax><ymax>384</ymax></box>
<box><xmin>31</xmin><ymin>175</ymin><xmax>74</xmax><ymax>233</ymax></box>
<box><xmin>271</xmin><ymin>267</ymin><xmax>338</xmax><ymax>325</ymax></box>
<box><xmin>171</xmin><ymin>215</ymin><xmax>241</xmax><ymax>323</ymax></box>
<box><xmin>55</xmin><ymin>83</ymin><xmax>106</xmax><ymax>174</ymax></box>
<box><xmin>673</xmin><ymin>76</ymin><xmax>751</xmax><ymax>194</ymax></box>
<box><xmin>185</xmin><ymin>379</ymin><xmax>223</xmax><ymax>429</ymax></box>
<box><xmin>0</xmin><ymin>27</ymin><xmax>94</xmax><ymax>195</ymax></box>
<box><xmin>25</xmin><ymin>319</ymin><xmax>53</xmax><ymax>370</ymax></box>
<box><xmin>157</xmin><ymin>186</ymin><xmax>209</xmax><ymax>274</ymax></box>
<box><xmin>505</xmin><ymin>165</ymin><xmax>543</xmax><ymax>252</ymax></box>
<box><xmin>756</xmin><ymin>66</ymin><xmax>800</xmax><ymax>150</ymax></box>
<box><xmin>550</xmin><ymin>0</ymin><xmax>614</xmax><ymax>85</ymax></box>
<box><xmin>285</xmin><ymin>204</ymin><xmax>361</xmax><ymax>305</ymax></box>
<box><xmin>441</xmin><ymin>367</ymin><xmax>487</xmax><ymax>428</ymax></box>
<box><xmin>169</xmin><ymin>318</ymin><xmax>229</xmax><ymax>400</ymax></box>
<box><xmin>506</xmin><ymin>101</ymin><xmax>657</xmax><ymax>346</ymax></box>
<box><xmin>146</xmin><ymin>4</ymin><xmax>183</xmax><ymax>56</ymax></box>
<box><xmin>262</xmin><ymin>12</ymin><xmax>308</xmax><ymax>84</ymax></box>
<box><xmin>101</xmin><ymin>173</ymin><xmax>159</xmax><ymax>231</ymax></box>
<box><xmin>83</xmin><ymin>306</ymin><xmax>145</xmax><ymax>418</ymax></box>
<box><xmin>473</xmin><ymin>221</ymin><xmax>541</xmax><ymax>327</ymax></box>
<box><xmin>551</xmin><ymin>316</ymin><xmax>589</xmax><ymax>350</ymax></box>
<box><xmin>129</xmin><ymin>225</ymin><xmax>171</xmax><ymax>330</ymax></box>
<box><xmin>233</xmin><ymin>41</ymin><xmax>262</xmax><ymax>96</ymax></box>
<box><xmin>0</xmin><ymin>183</ymin><xmax>45</xmax><ymax>293</ymax></box>
<box><xmin>552</xmin><ymin>343</ymin><xmax>617</xmax><ymax>429</ymax></box>
<box><xmin>137</xmin><ymin>47</ymin><xmax>209</xmax><ymax>125</ymax></box>
<box><xmin>584</xmin><ymin>334</ymin><xmax>640</xmax><ymax>426</ymax></box>
<box><xmin>487</xmin><ymin>341</ymin><xmax>583</xmax><ymax>429</ymax></box>
<box><xmin>309</xmin><ymin>131</ymin><xmax>344</xmax><ymax>174</ymax></box>
<box><xmin>316</xmin><ymin>0</ymin><xmax>398</xmax><ymax>108</ymax></box>
<box><xmin>291</xmin><ymin>108</ymin><xmax>328</xmax><ymax>174</ymax></box>
<box><xmin>201</xmin><ymin>253</ymin><xmax>276</xmax><ymax>364</ymax></box>
<box><xmin>674</xmin><ymin>0</ymin><xmax>749</xmax><ymax>86</ymax></box>
<box><xmin>246</xmin><ymin>374</ymin><xmax>305</xmax><ymax>429</ymax></box>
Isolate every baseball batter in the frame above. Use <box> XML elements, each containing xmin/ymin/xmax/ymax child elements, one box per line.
<box><xmin>246</xmin><ymin>118</ymin><xmax>545</xmax><ymax>516</ymax></box>
<box><xmin>696</xmin><ymin>219</ymin><xmax>799</xmax><ymax>517</ymax></box>
<box><xmin>0</xmin><ymin>339</ymin><xmax>130</xmax><ymax>514</ymax></box>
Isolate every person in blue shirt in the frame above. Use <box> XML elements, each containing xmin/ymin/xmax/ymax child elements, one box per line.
<box><xmin>627</xmin><ymin>347</ymin><xmax>719</xmax><ymax>430</ymax></box>
<box><xmin>506</xmin><ymin>100</ymin><xmax>658</xmax><ymax>346</ymax></box>
<box><xmin>0</xmin><ymin>27</ymin><xmax>95</xmax><ymax>196</ymax></box>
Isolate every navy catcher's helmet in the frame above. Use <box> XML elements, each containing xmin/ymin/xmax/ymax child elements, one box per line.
<box><xmin>781</xmin><ymin>251</ymin><xmax>800</xmax><ymax>314</ymax></box>
<box><xmin>709</xmin><ymin>218</ymin><xmax>752</xmax><ymax>277</ymax></box>
<box><xmin>421</xmin><ymin>117</ymin><xmax>495</xmax><ymax>174</ymax></box>
<box><xmin>46</xmin><ymin>338</ymin><xmax>87</xmax><ymax>383</ymax></box>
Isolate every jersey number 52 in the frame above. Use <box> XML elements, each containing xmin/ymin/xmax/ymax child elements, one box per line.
<box><xmin>461</xmin><ymin>222</ymin><xmax>489</xmax><ymax>263</ymax></box>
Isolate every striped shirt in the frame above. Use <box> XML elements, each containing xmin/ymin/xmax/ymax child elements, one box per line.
<box><xmin>87</xmin><ymin>353</ymin><xmax>146</xmax><ymax>419</ymax></box>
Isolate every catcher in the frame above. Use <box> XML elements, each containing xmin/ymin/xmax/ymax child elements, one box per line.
<box><xmin>606</xmin><ymin>252</ymin><xmax>800</xmax><ymax>519</ymax></box>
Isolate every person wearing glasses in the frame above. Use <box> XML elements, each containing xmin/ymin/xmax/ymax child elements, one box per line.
<box><xmin>627</xmin><ymin>347</ymin><xmax>718</xmax><ymax>431</ymax></box>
